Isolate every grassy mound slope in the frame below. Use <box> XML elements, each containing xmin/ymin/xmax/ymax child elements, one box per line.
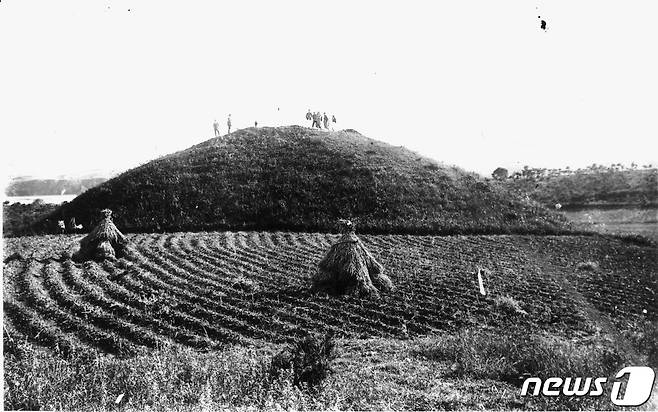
<box><xmin>36</xmin><ymin>126</ymin><xmax>566</xmax><ymax>234</ymax></box>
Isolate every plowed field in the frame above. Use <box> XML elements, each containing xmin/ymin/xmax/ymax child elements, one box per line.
<box><xmin>3</xmin><ymin>232</ymin><xmax>656</xmax><ymax>356</ymax></box>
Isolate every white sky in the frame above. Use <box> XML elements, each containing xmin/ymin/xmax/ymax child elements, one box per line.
<box><xmin>1</xmin><ymin>0</ymin><xmax>657</xmax><ymax>183</ymax></box>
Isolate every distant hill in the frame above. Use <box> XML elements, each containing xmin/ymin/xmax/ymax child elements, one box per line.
<box><xmin>31</xmin><ymin>126</ymin><xmax>567</xmax><ymax>235</ymax></box>
<box><xmin>5</xmin><ymin>177</ymin><xmax>108</xmax><ymax>197</ymax></box>
<box><xmin>499</xmin><ymin>165</ymin><xmax>658</xmax><ymax>208</ymax></box>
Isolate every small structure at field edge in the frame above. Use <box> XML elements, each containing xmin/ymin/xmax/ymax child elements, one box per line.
<box><xmin>313</xmin><ymin>219</ymin><xmax>393</xmax><ymax>298</ymax></box>
<box><xmin>73</xmin><ymin>209</ymin><xmax>129</xmax><ymax>262</ymax></box>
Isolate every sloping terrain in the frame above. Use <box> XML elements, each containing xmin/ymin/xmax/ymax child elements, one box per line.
<box><xmin>503</xmin><ymin>166</ymin><xmax>658</xmax><ymax>207</ymax></box>
<box><xmin>3</xmin><ymin>232</ymin><xmax>655</xmax><ymax>356</ymax></box>
<box><xmin>31</xmin><ymin>127</ymin><xmax>566</xmax><ymax>235</ymax></box>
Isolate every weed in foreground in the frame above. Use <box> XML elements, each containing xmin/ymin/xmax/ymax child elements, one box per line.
<box><xmin>417</xmin><ymin>327</ymin><xmax>628</xmax><ymax>383</ymax></box>
<box><xmin>269</xmin><ymin>332</ymin><xmax>337</xmax><ymax>390</ymax></box>
<box><xmin>576</xmin><ymin>261</ymin><xmax>600</xmax><ymax>271</ymax></box>
<box><xmin>414</xmin><ymin>327</ymin><xmax>632</xmax><ymax>410</ymax></box>
<box><xmin>493</xmin><ymin>295</ymin><xmax>528</xmax><ymax>316</ymax></box>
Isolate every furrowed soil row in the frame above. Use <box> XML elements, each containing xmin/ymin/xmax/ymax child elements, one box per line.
<box><xmin>295</xmin><ymin>232</ymin><xmax>332</xmax><ymax>250</ymax></box>
<box><xmin>184</xmin><ymin>237</ymin><xmax>379</xmax><ymax>337</ymax></box>
<box><xmin>3</xmin><ymin>312</ymin><xmax>28</xmax><ymax>347</ymax></box>
<box><xmin>108</xmin><ymin>258</ymin><xmax>255</xmax><ymax>345</ymax></box>
<box><xmin>60</xmin><ymin>260</ymin><xmax>215</xmax><ymax>349</ymax></box>
<box><xmin>263</xmin><ymin>240</ymin><xmax>446</xmax><ymax>333</ymax></box>
<box><xmin>40</xmin><ymin>261</ymin><xmax>165</xmax><ymax>349</ymax></box>
<box><xmin>370</xmin><ymin>235</ymin><xmax>586</xmax><ymax>327</ymax></box>
<box><xmin>259</xmin><ymin>244</ymin><xmax>443</xmax><ymax>334</ymax></box>
<box><xmin>132</xmin><ymin>242</ymin><xmax>295</xmax><ymax>342</ymax></box>
<box><xmin>120</xmin><ymin>250</ymin><xmax>282</xmax><ymax>345</ymax></box>
<box><xmin>246</xmin><ymin>246</ymin><xmax>422</xmax><ymax>335</ymax></box>
<box><xmin>173</xmin><ymin>236</ymin><xmax>346</xmax><ymax>338</ymax></box>
<box><xmin>99</xmin><ymin>260</ymin><xmax>239</xmax><ymax>347</ymax></box>
<box><xmin>15</xmin><ymin>260</ymin><xmax>136</xmax><ymax>355</ymax></box>
<box><xmin>193</xmin><ymin>265</ymin><xmax>358</xmax><ymax>336</ymax></box>
<box><xmin>152</xmin><ymin>238</ymin><xmax>312</xmax><ymax>341</ymax></box>
<box><xmin>6</xmin><ymin>232</ymin><xmax>656</xmax><ymax>354</ymax></box>
<box><xmin>3</xmin><ymin>299</ymin><xmax>79</xmax><ymax>357</ymax></box>
<box><xmin>384</xmin><ymin>236</ymin><xmax>584</xmax><ymax>328</ymax></box>
<box><xmin>361</xmin><ymin>236</ymin><xmax>492</xmax><ymax>305</ymax></box>
<box><xmin>83</xmin><ymin>261</ymin><xmax>216</xmax><ymax>349</ymax></box>
<box><xmin>195</xmin><ymin>235</ymin><xmax>384</xmax><ymax>323</ymax></box>
<box><xmin>201</xmin><ymin>237</ymin><xmax>403</xmax><ymax>335</ymax></box>
<box><xmin>519</xmin><ymin>237</ymin><xmax>656</xmax><ymax>321</ymax></box>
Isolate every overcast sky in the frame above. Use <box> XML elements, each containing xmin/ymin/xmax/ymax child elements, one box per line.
<box><xmin>1</xmin><ymin>0</ymin><xmax>656</xmax><ymax>183</ymax></box>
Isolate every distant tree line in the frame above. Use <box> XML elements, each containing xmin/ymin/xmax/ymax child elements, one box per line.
<box><xmin>492</xmin><ymin>163</ymin><xmax>658</xmax><ymax>208</ymax></box>
<box><xmin>5</xmin><ymin>178</ymin><xmax>107</xmax><ymax>197</ymax></box>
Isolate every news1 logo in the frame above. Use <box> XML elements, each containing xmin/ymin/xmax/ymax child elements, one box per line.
<box><xmin>521</xmin><ymin>366</ymin><xmax>656</xmax><ymax>406</ymax></box>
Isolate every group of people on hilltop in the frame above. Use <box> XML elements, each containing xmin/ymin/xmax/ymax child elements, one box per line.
<box><xmin>212</xmin><ymin>109</ymin><xmax>339</xmax><ymax>136</ymax></box>
<box><xmin>213</xmin><ymin>114</ymin><xmax>232</xmax><ymax>137</ymax></box>
<box><xmin>306</xmin><ymin>110</ymin><xmax>336</xmax><ymax>131</ymax></box>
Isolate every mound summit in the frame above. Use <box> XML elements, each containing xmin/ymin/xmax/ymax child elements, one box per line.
<box><xmin>38</xmin><ymin>126</ymin><xmax>566</xmax><ymax>235</ymax></box>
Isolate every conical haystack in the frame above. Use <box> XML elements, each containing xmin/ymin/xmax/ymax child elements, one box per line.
<box><xmin>73</xmin><ymin>209</ymin><xmax>130</xmax><ymax>262</ymax></box>
<box><xmin>314</xmin><ymin>220</ymin><xmax>393</xmax><ymax>298</ymax></box>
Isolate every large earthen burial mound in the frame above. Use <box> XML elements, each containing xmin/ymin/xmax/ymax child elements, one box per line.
<box><xmin>38</xmin><ymin>126</ymin><xmax>567</xmax><ymax>234</ymax></box>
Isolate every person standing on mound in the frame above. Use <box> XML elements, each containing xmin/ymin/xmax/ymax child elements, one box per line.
<box><xmin>306</xmin><ymin>109</ymin><xmax>312</xmax><ymax>126</ymax></box>
<box><xmin>213</xmin><ymin>119</ymin><xmax>220</xmax><ymax>137</ymax></box>
<box><xmin>323</xmin><ymin>112</ymin><xmax>329</xmax><ymax>129</ymax></box>
<box><xmin>227</xmin><ymin>114</ymin><xmax>232</xmax><ymax>134</ymax></box>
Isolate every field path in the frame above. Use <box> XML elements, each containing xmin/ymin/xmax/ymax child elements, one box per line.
<box><xmin>519</xmin><ymin>237</ymin><xmax>643</xmax><ymax>361</ymax></box>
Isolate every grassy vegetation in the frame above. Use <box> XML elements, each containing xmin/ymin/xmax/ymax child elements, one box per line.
<box><xmin>415</xmin><ymin>327</ymin><xmax>630</xmax><ymax>382</ymax></box>
<box><xmin>493</xmin><ymin>295</ymin><xmax>528</xmax><ymax>316</ymax></box>
<box><xmin>25</xmin><ymin>126</ymin><xmax>567</xmax><ymax>236</ymax></box>
<box><xmin>413</xmin><ymin>327</ymin><xmax>640</xmax><ymax>411</ymax></box>
<box><xmin>501</xmin><ymin>164</ymin><xmax>657</xmax><ymax>208</ymax></box>
<box><xmin>3</xmin><ymin>200</ymin><xmax>60</xmax><ymax>237</ymax></box>
<box><xmin>4</xmin><ymin>327</ymin><xmax>643</xmax><ymax>411</ymax></box>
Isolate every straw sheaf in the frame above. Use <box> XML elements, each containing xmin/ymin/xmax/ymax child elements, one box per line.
<box><xmin>315</xmin><ymin>232</ymin><xmax>392</xmax><ymax>298</ymax></box>
<box><xmin>74</xmin><ymin>209</ymin><xmax>130</xmax><ymax>262</ymax></box>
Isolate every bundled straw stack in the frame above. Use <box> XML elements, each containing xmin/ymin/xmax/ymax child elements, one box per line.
<box><xmin>73</xmin><ymin>209</ymin><xmax>129</xmax><ymax>262</ymax></box>
<box><xmin>314</xmin><ymin>220</ymin><xmax>393</xmax><ymax>298</ymax></box>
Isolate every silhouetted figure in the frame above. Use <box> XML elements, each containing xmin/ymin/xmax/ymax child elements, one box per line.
<box><xmin>323</xmin><ymin>112</ymin><xmax>329</xmax><ymax>129</ymax></box>
<box><xmin>213</xmin><ymin>120</ymin><xmax>220</xmax><ymax>137</ymax></box>
<box><xmin>312</xmin><ymin>112</ymin><xmax>321</xmax><ymax>128</ymax></box>
<box><xmin>255</xmin><ymin>120</ymin><xmax>258</xmax><ymax>127</ymax></box>
<box><xmin>306</xmin><ymin>109</ymin><xmax>312</xmax><ymax>126</ymax></box>
<box><xmin>227</xmin><ymin>114</ymin><xmax>232</xmax><ymax>134</ymax></box>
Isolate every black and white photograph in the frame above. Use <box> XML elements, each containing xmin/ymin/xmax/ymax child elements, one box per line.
<box><xmin>1</xmin><ymin>1</ymin><xmax>657</xmax><ymax>410</ymax></box>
